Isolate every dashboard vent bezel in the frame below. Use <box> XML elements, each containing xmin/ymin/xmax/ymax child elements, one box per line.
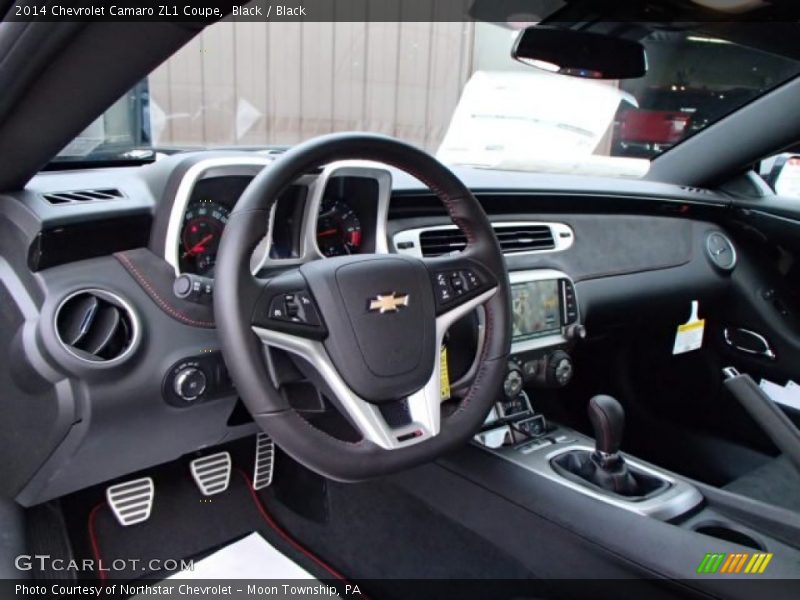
<box><xmin>43</xmin><ymin>188</ymin><xmax>124</xmax><ymax>205</ymax></box>
<box><xmin>54</xmin><ymin>289</ymin><xmax>140</xmax><ymax>366</ymax></box>
<box><xmin>705</xmin><ymin>231</ymin><xmax>737</xmax><ymax>272</ymax></box>
<box><xmin>394</xmin><ymin>222</ymin><xmax>574</xmax><ymax>258</ymax></box>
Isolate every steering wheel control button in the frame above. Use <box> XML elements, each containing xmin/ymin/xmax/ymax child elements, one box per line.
<box><xmin>434</xmin><ymin>272</ymin><xmax>454</xmax><ymax>303</ymax></box>
<box><xmin>174</xmin><ymin>366</ymin><xmax>207</xmax><ymax>401</ymax></box>
<box><xmin>463</xmin><ymin>269</ymin><xmax>481</xmax><ymax>290</ymax></box>
<box><xmin>433</xmin><ymin>268</ymin><xmax>484</xmax><ymax>307</ymax></box>
<box><xmin>268</xmin><ymin>291</ymin><xmax>322</xmax><ymax>327</ymax></box>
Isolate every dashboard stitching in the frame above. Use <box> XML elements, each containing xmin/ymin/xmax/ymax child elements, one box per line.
<box><xmin>115</xmin><ymin>253</ymin><xmax>215</xmax><ymax>328</ymax></box>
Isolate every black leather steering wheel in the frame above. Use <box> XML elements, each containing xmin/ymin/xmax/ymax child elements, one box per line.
<box><xmin>214</xmin><ymin>133</ymin><xmax>511</xmax><ymax>480</ymax></box>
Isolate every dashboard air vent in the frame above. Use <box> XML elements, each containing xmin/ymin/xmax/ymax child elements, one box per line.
<box><xmin>43</xmin><ymin>188</ymin><xmax>123</xmax><ymax>205</ymax></box>
<box><xmin>55</xmin><ymin>290</ymin><xmax>137</xmax><ymax>363</ymax></box>
<box><xmin>493</xmin><ymin>224</ymin><xmax>556</xmax><ymax>254</ymax></box>
<box><xmin>418</xmin><ymin>224</ymin><xmax>556</xmax><ymax>257</ymax></box>
<box><xmin>419</xmin><ymin>229</ymin><xmax>468</xmax><ymax>257</ymax></box>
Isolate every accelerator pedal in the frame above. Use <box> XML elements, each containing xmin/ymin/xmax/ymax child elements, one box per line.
<box><xmin>190</xmin><ymin>452</ymin><xmax>232</xmax><ymax>496</ymax></box>
<box><xmin>253</xmin><ymin>433</ymin><xmax>275</xmax><ymax>490</ymax></box>
<box><xmin>106</xmin><ymin>477</ymin><xmax>155</xmax><ymax>526</ymax></box>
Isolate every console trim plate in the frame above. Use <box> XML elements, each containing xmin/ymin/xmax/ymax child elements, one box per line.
<box><xmin>476</xmin><ymin>426</ymin><xmax>703</xmax><ymax>521</ymax></box>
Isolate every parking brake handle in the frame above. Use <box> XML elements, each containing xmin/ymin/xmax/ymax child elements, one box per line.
<box><xmin>723</xmin><ymin>367</ymin><xmax>800</xmax><ymax>474</ymax></box>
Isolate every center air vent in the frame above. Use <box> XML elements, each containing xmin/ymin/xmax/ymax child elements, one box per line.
<box><xmin>43</xmin><ymin>188</ymin><xmax>123</xmax><ymax>205</ymax></box>
<box><xmin>55</xmin><ymin>290</ymin><xmax>138</xmax><ymax>363</ymax></box>
<box><xmin>416</xmin><ymin>223</ymin><xmax>566</xmax><ymax>257</ymax></box>
<box><xmin>494</xmin><ymin>224</ymin><xmax>556</xmax><ymax>253</ymax></box>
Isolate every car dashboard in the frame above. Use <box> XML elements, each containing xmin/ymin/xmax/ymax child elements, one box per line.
<box><xmin>0</xmin><ymin>150</ymin><xmax>738</xmax><ymax>505</ymax></box>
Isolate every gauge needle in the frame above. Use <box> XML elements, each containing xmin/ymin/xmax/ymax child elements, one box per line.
<box><xmin>318</xmin><ymin>228</ymin><xmax>339</xmax><ymax>237</ymax></box>
<box><xmin>183</xmin><ymin>234</ymin><xmax>214</xmax><ymax>257</ymax></box>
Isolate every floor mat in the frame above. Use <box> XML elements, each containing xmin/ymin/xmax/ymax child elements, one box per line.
<box><xmin>724</xmin><ymin>454</ymin><xmax>800</xmax><ymax>513</ymax></box>
<box><xmin>258</xmin><ymin>473</ymin><xmax>536</xmax><ymax>581</ymax></box>
<box><xmin>161</xmin><ymin>532</ymin><xmax>315</xmax><ymax>580</ymax></box>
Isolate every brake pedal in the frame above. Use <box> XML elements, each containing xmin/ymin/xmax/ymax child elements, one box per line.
<box><xmin>253</xmin><ymin>433</ymin><xmax>275</xmax><ymax>490</ymax></box>
<box><xmin>190</xmin><ymin>452</ymin><xmax>232</xmax><ymax>496</ymax></box>
<box><xmin>106</xmin><ymin>478</ymin><xmax>155</xmax><ymax>527</ymax></box>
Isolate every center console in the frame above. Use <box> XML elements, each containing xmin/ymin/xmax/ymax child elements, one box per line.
<box><xmin>477</xmin><ymin>268</ymin><xmax>703</xmax><ymax>522</ymax></box>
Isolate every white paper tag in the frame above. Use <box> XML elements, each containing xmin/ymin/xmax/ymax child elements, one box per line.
<box><xmin>760</xmin><ymin>379</ymin><xmax>800</xmax><ymax>411</ymax></box>
<box><xmin>673</xmin><ymin>300</ymin><xmax>705</xmax><ymax>355</ymax></box>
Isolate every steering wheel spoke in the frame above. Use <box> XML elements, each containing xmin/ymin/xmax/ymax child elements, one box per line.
<box><xmin>251</xmin><ymin>325</ymin><xmax>431</xmax><ymax>449</ymax></box>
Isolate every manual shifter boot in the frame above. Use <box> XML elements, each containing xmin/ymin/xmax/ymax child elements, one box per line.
<box><xmin>583</xmin><ymin>450</ymin><xmax>640</xmax><ymax>495</ymax></box>
<box><xmin>551</xmin><ymin>395</ymin><xmax>667</xmax><ymax>498</ymax></box>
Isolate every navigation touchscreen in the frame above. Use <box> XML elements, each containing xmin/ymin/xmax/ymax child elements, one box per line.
<box><xmin>511</xmin><ymin>280</ymin><xmax>561</xmax><ymax>341</ymax></box>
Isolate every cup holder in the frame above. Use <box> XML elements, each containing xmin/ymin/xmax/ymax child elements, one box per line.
<box><xmin>694</xmin><ymin>522</ymin><xmax>765</xmax><ymax>551</ymax></box>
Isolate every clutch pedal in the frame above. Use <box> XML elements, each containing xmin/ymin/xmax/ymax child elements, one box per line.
<box><xmin>106</xmin><ymin>478</ymin><xmax>155</xmax><ymax>527</ymax></box>
<box><xmin>190</xmin><ymin>452</ymin><xmax>232</xmax><ymax>496</ymax></box>
<box><xmin>253</xmin><ymin>433</ymin><xmax>275</xmax><ymax>490</ymax></box>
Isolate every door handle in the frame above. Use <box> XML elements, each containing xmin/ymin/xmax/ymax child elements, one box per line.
<box><xmin>723</xmin><ymin>327</ymin><xmax>776</xmax><ymax>360</ymax></box>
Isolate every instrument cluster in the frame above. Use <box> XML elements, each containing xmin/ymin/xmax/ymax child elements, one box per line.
<box><xmin>177</xmin><ymin>173</ymin><xmax>380</xmax><ymax>276</ymax></box>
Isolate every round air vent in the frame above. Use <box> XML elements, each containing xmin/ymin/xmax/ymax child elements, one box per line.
<box><xmin>55</xmin><ymin>290</ymin><xmax>139</xmax><ymax>363</ymax></box>
<box><xmin>705</xmin><ymin>232</ymin><xmax>737</xmax><ymax>272</ymax></box>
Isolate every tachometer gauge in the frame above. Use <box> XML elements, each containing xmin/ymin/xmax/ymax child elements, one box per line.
<box><xmin>180</xmin><ymin>200</ymin><xmax>230</xmax><ymax>275</ymax></box>
<box><xmin>316</xmin><ymin>199</ymin><xmax>362</xmax><ymax>257</ymax></box>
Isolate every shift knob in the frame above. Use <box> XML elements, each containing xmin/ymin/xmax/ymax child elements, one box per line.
<box><xmin>588</xmin><ymin>395</ymin><xmax>625</xmax><ymax>455</ymax></box>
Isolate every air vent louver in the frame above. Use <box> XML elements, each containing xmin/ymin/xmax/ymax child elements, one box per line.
<box><xmin>43</xmin><ymin>188</ymin><xmax>123</xmax><ymax>205</ymax></box>
<box><xmin>419</xmin><ymin>224</ymin><xmax>556</xmax><ymax>257</ymax></box>
<box><xmin>55</xmin><ymin>290</ymin><xmax>136</xmax><ymax>363</ymax></box>
<box><xmin>419</xmin><ymin>229</ymin><xmax>468</xmax><ymax>257</ymax></box>
<box><xmin>494</xmin><ymin>224</ymin><xmax>555</xmax><ymax>253</ymax></box>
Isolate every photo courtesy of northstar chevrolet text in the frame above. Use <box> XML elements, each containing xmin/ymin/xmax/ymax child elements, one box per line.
<box><xmin>1</xmin><ymin>0</ymin><xmax>800</xmax><ymax>598</ymax></box>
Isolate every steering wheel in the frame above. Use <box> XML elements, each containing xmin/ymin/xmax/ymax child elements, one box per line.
<box><xmin>215</xmin><ymin>133</ymin><xmax>511</xmax><ymax>480</ymax></box>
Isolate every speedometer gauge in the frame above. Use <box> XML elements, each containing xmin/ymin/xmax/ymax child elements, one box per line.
<box><xmin>316</xmin><ymin>199</ymin><xmax>362</xmax><ymax>257</ymax></box>
<box><xmin>180</xmin><ymin>200</ymin><xmax>230</xmax><ymax>275</ymax></box>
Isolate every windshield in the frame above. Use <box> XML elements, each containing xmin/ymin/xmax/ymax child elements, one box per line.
<box><xmin>53</xmin><ymin>22</ymin><xmax>800</xmax><ymax>179</ymax></box>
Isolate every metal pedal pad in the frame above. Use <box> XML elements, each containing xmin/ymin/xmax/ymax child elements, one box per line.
<box><xmin>253</xmin><ymin>433</ymin><xmax>275</xmax><ymax>490</ymax></box>
<box><xmin>190</xmin><ymin>452</ymin><xmax>232</xmax><ymax>496</ymax></box>
<box><xmin>106</xmin><ymin>477</ymin><xmax>155</xmax><ymax>527</ymax></box>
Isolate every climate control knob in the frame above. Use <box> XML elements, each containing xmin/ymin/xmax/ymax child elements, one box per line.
<box><xmin>173</xmin><ymin>367</ymin><xmax>207</xmax><ymax>402</ymax></box>
<box><xmin>503</xmin><ymin>362</ymin><xmax>524</xmax><ymax>399</ymax></box>
<box><xmin>547</xmin><ymin>351</ymin><xmax>574</xmax><ymax>387</ymax></box>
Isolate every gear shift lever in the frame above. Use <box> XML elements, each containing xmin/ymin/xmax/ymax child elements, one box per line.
<box><xmin>552</xmin><ymin>394</ymin><xmax>659</xmax><ymax>497</ymax></box>
<box><xmin>588</xmin><ymin>394</ymin><xmax>625</xmax><ymax>457</ymax></box>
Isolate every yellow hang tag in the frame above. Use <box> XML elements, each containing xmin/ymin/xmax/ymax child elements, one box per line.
<box><xmin>673</xmin><ymin>300</ymin><xmax>705</xmax><ymax>355</ymax></box>
<box><xmin>440</xmin><ymin>345</ymin><xmax>451</xmax><ymax>400</ymax></box>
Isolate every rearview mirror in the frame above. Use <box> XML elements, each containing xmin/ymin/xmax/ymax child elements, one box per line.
<box><xmin>512</xmin><ymin>27</ymin><xmax>647</xmax><ymax>80</ymax></box>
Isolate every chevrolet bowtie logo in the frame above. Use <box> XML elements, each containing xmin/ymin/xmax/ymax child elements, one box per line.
<box><xmin>368</xmin><ymin>292</ymin><xmax>410</xmax><ymax>314</ymax></box>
